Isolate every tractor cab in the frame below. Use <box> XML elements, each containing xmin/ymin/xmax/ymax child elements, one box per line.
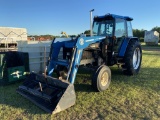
<box><xmin>92</xmin><ymin>14</ymin><xmax>134</xmax><ymax>56</ymax></box>
<box><xmin>93</xmin><ymin>14</ymin><xmax>133</xmax><ymax>38</ymax></box>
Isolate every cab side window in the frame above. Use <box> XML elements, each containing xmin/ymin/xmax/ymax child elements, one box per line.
<box><xmin>115</xmin><ymin>19</ymin><xmax>126</xmax><ymax>38</ymax></box>
<box><xmin>127</xmin><ymin>21</ymin><xmax>133</xmax><ymax>37</ymax></box>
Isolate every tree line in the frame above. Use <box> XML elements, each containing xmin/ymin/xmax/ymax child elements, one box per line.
<box><xmin>84</xmin><ymin>26</ymin><xmax>160</xmax><ymax>38</ymax></box>
<box><xmin>133</xmin><ymin>26</ymin><xmax>160</xmax><ymax>38</ymax></box>
<box><xmin>28</xmin><ymin>34</ymin><xmax>77</xmax><ymax>41</ymax></box>
<box><xmin>28</xmin><ymin>26</ymin><xmax>160</xmax><ymax>41</ymax></box>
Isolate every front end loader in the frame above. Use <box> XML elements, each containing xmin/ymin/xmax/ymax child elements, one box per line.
<box><xmin>17</xmin><ymin>14</ymin><xmax>142</xmax><ymax>114</ymax></box>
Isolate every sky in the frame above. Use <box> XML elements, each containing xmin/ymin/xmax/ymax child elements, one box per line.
<box><xmin>0</xmin><ymin>0</ymin><xmax>160</xmax><ymax>36</ymax></box>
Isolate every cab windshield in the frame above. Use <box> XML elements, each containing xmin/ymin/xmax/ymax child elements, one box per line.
<box><xmin>92</xmin><ymin>20</ymin><xmax>114</xmax><ymax>36</ymax></box>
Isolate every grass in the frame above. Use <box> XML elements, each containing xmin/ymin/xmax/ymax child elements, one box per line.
<box><xmin>0</xmin><ymin>45</ymin><xmax>160</xmax><ymax>120</ymax></box>
<box><xmin>141</xmin><ymin>42</ymin><xmax>160</xmax><ymax>50</ymax></box>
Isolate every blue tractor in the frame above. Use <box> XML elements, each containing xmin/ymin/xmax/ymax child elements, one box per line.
<box><xmin>17</xmin><ymin>14</ymin><xmax>142</xmax><ymax>114</ymax></box>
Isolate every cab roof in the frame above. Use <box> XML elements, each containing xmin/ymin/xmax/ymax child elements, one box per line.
<box><xmin>94</xmin><ymin>13</ymin><xmax>133</xmax><ymax>21</ymax></box>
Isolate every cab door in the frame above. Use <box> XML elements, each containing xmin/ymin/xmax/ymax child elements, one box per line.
<box><xmin>113</xmin><ymin>18</ymin><xmax>127</xmax><ymax>52</ymax></box>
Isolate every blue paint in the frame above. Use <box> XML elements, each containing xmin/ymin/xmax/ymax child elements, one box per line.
<box><xmin>118</xmin><ymin>38</ymin><xmax>130</xmax><ymax>57</ymax></box>
<box><xmin>118</xmin><ymin>37</ymin><xmax>139</xmax><ymax>57</ymax></box>
<box><xmin>69</xmin><ymin>49</ymin><xmax>83</xmax><ymax>84</ymax></box>
<box><xmin>47</xmin><ymin>36</ymin><xmax>106</xmax><ymax>83</ymax></box>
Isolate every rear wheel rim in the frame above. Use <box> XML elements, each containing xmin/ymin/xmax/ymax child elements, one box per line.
<box><xmin>133</xmin><ymin>48</ymin><xmax>141</xmax><ymax>69</ymax></box>
<box><xmin>100</xmin><ymin>72</ymin><xmax>108</xmax><ymax>86</ymax></box>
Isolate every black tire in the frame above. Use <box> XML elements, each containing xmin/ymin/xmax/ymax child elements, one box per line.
<box><xmin>92</xmin><ymin>65</ymin><xmax>111</xmax><ymax>92</ymax></box>
<box><xmin>123</xmin><ymin>40</ymin><xmax>142</xmax><ymax>75</ymax></box>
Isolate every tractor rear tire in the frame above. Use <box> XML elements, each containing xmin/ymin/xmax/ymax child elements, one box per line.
<box><xmin>123</xmin><ymin>40</ymin><xmax>142</xmax><ymax>75</ymax></box>
<box><xmin>92</xmin><ymin>65</ymin><xmax>111</xmax><ymax>92</ymax></box>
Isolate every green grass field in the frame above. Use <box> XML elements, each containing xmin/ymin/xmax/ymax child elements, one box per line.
<box><xmin>0</xmin><ymin>45</ymin><xmax>160</xmax><ymax>120</ymax></box>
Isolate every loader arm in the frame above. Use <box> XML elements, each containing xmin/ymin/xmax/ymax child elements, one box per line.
<box><xmin>17</xmin><ymin>36</ymin><xmax>106</xmax><ymax>114</ymax></box>
<box><xmin>47</xmin><ymin>36</ymin><xmax>106</xmax><ymax>84</ymax></box>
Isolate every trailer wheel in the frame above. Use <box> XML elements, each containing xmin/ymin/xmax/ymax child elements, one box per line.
<box><xmin>123</xmin><ymin>40</ymin><xmax>142</xmax><ymax>75</ymax></box>
<box><xmin>92</xmin><ymin>65</ymin><xmax>111</xmax><ymax>92</ymax></box>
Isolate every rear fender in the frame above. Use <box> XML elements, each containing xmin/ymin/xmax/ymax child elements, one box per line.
<box><xmin>118</xmin><ymin>37</ymin><xmax>139</xmax><ymax>57</ymax></box>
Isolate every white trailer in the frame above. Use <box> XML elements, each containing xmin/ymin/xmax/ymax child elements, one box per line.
<box><xmin>0</xmin><ymin>27</ymin><xmax>27</xmax><ymax>51</ymax></box>
<box><xmin>144</xmin><ymin>31</ymin><xmax>159</xmax><ymax>45</ymax></box>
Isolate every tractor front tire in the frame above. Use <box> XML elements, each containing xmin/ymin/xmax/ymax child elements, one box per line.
<box><xmin>92</xmin><ymin>65</ymin><xmax>111</xmax><ymax>92</ymax></box>
<box><xmin>123</xmin><ymin>40</ymin><xmax>142</xmax><ymax>75</ymax></box>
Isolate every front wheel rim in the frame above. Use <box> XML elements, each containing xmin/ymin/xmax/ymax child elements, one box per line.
<box><xmin>100</xmin><ymin>72</ymin><xmax>108</xmax><ymax>86</ymax></box>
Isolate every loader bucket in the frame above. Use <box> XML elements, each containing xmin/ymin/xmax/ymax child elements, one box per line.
<box><xmin>16</xmin><ymin>72</ymin><xmax>76</xmax><ymax>114</ymax></box>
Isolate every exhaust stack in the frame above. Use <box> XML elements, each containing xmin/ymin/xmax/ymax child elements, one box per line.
<box><xmin>90</xmin><ymin>9</ymin><xmax>94</xmax><ymax>36</ymax></box>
